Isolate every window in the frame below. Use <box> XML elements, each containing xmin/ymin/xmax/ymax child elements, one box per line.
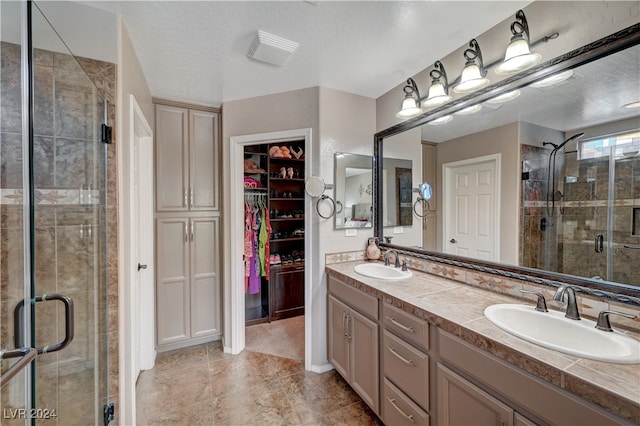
<box><xmin>579</xmin><ymin>130</ymin><xmax>640</xmax><ymax>160</ymax></box>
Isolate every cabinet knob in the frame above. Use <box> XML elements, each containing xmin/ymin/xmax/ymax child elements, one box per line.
<box><xmin>138</xmin><ymin>263</ymin><xmax>148</xmax><ymax>271</ymax></box>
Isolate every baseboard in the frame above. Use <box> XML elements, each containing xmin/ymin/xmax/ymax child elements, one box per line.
<box><xmin>157</xmin><ymin>334</ymin><xmax>221</xmax><ymax>353</ymax></box>
<box><xmin>310</xmin><ymin>363</ymin><xmax>334</xmax><ymax>374</ymax></box>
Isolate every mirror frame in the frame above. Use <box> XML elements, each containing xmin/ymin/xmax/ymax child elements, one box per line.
<box><xmin>373</xmin><ymin>23</ymin><xmax>640</xmax><ymax>304</ymax></box>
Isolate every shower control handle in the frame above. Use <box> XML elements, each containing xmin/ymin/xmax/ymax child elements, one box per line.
<box><xmin>595</xmin><ymin>234</ymin><xmax>604</xmax><ymax>253</ymax></box>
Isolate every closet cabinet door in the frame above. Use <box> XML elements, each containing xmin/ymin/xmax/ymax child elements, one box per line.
<box><xmin>156</xmin><ymin>218</ymin><xmax>191</xmax><ymax>345</ymax></box>
<box><xmin>189</xmin><ymin>110</ymin><xmax>219</xmax><ymax>211</ymax></box>
<box><xmin>190</xmin><ymin>217</ymin><xmax>221</xmax><ymax>337</ymax></box>
<box><xmin>156</xmin><ymin>105</ymin><xmax>189</xmax><ymax>212</ymax></box>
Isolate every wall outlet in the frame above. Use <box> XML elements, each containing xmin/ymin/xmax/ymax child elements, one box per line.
<box><xmin>345</xmin><ymin>229</ymin><xmax>357</xmax><ymax>237</ymax></box>
<box><xmin>393</xmin><ymin>226</ymin><xmax>404</xmax><ymax>234</ymax></box>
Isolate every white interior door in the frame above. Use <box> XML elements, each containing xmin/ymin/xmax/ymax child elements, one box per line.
<box><xmin>130</xmin><ymin>96</ymin><xmax>155</xmax><ymax>377</ymax></box>
<box><xmin>443</xmin><ymin>155</ymin><xmax>500</xmax><ymax>261</ymax></box>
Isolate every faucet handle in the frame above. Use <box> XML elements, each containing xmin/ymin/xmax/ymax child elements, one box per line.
<box><xmin>401</xmin><ymin>260</ymin><xmax>408</xmax><ymax>272</ymax></box>
<box><xmin>520</xmin><ymin>289</ymin><xmax>549</xmax><ymax>312</ymax></box>
<box><xmin>595</xmin><ymin>310</ymin><xmax>637</xmax><ymax>332</ymax></box>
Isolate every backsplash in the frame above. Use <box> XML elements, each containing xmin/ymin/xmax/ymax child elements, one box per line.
<box><xmin>325</xmin><ymin>249</ymin><xmax>640</xmax><ymax>333</ymax></box>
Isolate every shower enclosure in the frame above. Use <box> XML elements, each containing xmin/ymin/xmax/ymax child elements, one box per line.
<box><xmin>521</xmin><ymin>131</ymin><xmax>640</xmax><ymax>287</ymax></box>
<box><xmin>1</xmin><ymin>2</ymin><xmax>110</xmax><ymax>424</ymax></box>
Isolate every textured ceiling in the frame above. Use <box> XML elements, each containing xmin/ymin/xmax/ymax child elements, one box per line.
<box><xmin>76</xmin><ymin>1</ymin><xmax>529</xmax><ymax>106</ymax></box>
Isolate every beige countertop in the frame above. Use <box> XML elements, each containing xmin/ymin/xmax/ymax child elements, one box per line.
<box><xmin>325</xmin><ymin>260</ymin><xmax>640</xmax><ymax>423</ymax></box>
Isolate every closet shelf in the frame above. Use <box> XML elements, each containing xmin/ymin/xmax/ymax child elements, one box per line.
<box><xmin>270</xmin><ymin>197</ymin><xmax>304</xmax><ymax>201</ymax></box>
<box><xmin>269</xmin><ymin>178</ymin><xmax>304</xmax><ymax>182</ymax></box>
<box><xmin>270</xmin><ymin>237</ymin><xmax>304</xmax><ymax>242</ymax></box>
<box><xmin>268</xmin><ymin>157</ymin><xmax>305</xmax><ymax>162</ymax></box>
<box><xmin>271</xmin><ymin>218</ymin><xmax>304</xmax><ymax>222</ymax></box>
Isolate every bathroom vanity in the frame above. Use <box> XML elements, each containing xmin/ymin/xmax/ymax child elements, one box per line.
<box><xmin>326</xmin><ymin>261</ymin><xmax>639</xmax><ymax>425</ymax></box>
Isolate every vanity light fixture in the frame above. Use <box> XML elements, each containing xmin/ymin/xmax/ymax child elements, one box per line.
<box><xmin>453</xmin><ymin>39</ymin><xmax>491</xmax><ymax>94</ymax></box>
<box><xmin>495</xmin><ymin>10</ymin><xmax>541</xmax><ymax>75</ymax></box>
<box><xmin>396</xmin><ymin>78</ymin><xmax>423</xmax><ymax>119</ymax></box>
<box><xmin>486</xmin><ymin>89</ymin><xmax>521</xmax><ymax>104</ymax></box>
<box><xmin>395</xmin><ymin>9</ymin><xmax>559</xmax><ymax>119</ymax></box>
<box><xmin>423</xmin><ymin>61</ymin><xmax>453</xmax><ymax>107</ymax></box>
<box><xmin>454</xmin><ymin>104</ymin><xmax>483</xmax><ymax>115</ymax></box>
<box><xmin>530</xmin><ymin>69</ymin><xmax>574</xmax><ymax>88</ymax></box>
<box><xmin>427</xmin><ymin>115</ymin><xmax>453</xmax><ymax>125</ymax></box>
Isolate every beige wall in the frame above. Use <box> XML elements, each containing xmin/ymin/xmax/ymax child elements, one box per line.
<box><xmin>117</xmin><ymin>17</ymin><xmax>154</xmax><ymax>425</ymax></box>
<box><xmin>222</xmin><ymin>87</ymin><xmax>376</xmax><ymax>369</ymax></box>
<box><xmin>222</xmin><ymin>87</ymin><xmax>321</xmax><ymax>365</ymax></box>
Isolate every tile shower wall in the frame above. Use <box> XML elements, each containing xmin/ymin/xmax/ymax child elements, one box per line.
<box><xmin>521</xmin><ymin>143</ymin><xmax>640</xmax><ymax>286</ymax></box>
<box><xmin>0</xmin><ymin>41</ymin><xmax>118</xmax><ymax>423</ymax></box>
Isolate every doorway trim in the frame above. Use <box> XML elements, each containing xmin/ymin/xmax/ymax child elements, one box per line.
<box><xmin>120</xmin><ymin>94</ymin><xmax>154</xmax><ymax>423</ymax></box>
<box><xmin>228</xmin><ymin>128</ymin><xmax>313</xmax><ymax>371</ymax></box>
<box><xmin>442</xmin><ymin>153</ymin><xmax>501</xmax><ymax>261</ymax></box>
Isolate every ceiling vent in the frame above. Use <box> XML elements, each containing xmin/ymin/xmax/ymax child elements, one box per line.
<box><xmin>247</xmin><ymin>30</ymin><xmax>299</xmax><ymax>66</ymax></box>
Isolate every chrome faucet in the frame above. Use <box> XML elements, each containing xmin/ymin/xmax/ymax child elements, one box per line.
<box><xmin>383</xmin><ymin>249</ymin><xmax>401</xmax><ymax>268</ymax></box>
<box><xmin>553</xmin><ymin>286</ymin><xmax>580</xmax><ymax>320</ymax></box>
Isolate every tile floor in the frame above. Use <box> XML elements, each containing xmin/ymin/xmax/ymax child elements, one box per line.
<box><xmin>135</xmin><ymin>341</ymin><xmax>381</xmax><ymax>425</ymax></box>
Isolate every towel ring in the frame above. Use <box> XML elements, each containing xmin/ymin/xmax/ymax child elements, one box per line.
<box><xmin>413</xmin><ymin>197</ymin><xmax>431</xmax><ymax>218</ymax></box>
<box><xmin>316</xmin><ymin>195</ymin><xmax>336</xmax><ymax>219</ymax></box>
<box><xmin>335</xmin><ymin>200</ymin><xmax>343</xmax><ymax>214</ymax></box>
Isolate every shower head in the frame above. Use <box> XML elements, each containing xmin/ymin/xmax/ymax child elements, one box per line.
<box><xmin>542</xmin><ymin>141</ymin><xmax>558</xmax><ymax>149</ymax></box>
<box><xmin>557</xmin><ymin>132</ymin><xmax>585</xmax><ymax>150</ymax></box>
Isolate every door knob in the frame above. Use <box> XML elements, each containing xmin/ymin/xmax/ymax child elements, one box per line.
<box><xmin>138</xmin><ymin>263</ymin><xmax>148</xmax><ymax>271</ymax></box>
<box><xmin>450</xmin><ymin>238</ymin><xmax>457</xmax><ymax>244</ymax></box>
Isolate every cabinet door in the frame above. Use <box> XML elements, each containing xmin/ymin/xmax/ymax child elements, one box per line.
<box><xmin>156</xmin><ymin>105</ymin><xmax>189</xmax><ymax>212</ymax></box>
<box><xmin>515</xmin><ymin>413</ymin><xmax>539</xmax><ymax>426</ymax></box>
<box><xmin>189</xmin><ymin>110</ymin><xmax>219</xmax><ymax>211</ymax></box>
<box><xmin>190</xmin><ymin>217</ymin><xmax>220</xmax><ymax>337</ymax></box>
<box><xmin>350</xmin><ymin>308</ymin><xmax>380</xmax><ymax>414</ymax></box>
<box><xmin>269</xmin><ymin>266</ymin><xmax>304</xmax><ymax>321</ymax></box>
<box><xmin>156</xmin><ymin>218</ymin><xmax>191</xmax><ymax>345</ymax></box>
<box><xmin>328</xmin><ymin>295</ymin><xmax>350</xmax><ymax>380</ymax></box>
<box><xmin>437</xmin><ymin>364</ymin><xmax>513</xmax><ymax>426</ymax></box>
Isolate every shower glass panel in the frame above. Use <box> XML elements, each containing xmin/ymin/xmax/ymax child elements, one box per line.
<box><xmin>521</xmin><ymin>131</ymin><xmax>640</xmax><ymax>287</ymax></box>
<box><xmin>1</xmin><ymin>2</ymin><xmax>109</xmax><ymax>424</ymax></box>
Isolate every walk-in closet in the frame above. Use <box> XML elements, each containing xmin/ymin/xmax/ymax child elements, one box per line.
<box><xmin>243</xmin><ymin>141</ymin><xmax>306</xmax><ymax>325</ymax></box>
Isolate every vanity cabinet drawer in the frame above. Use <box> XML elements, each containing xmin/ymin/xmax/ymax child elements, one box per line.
<box><xmin>383</xmin><ymin>302</ymin><xmax>429</xmax><ymax>351</ymax></box>
<box><xmin>382</xmin><ymin>330</ymin><xmax>429</xmax><ymax>411</ymax></box>
<box><xmin>383</xmin><ymin>378</ymin><xmax>430</xmax><ymax>426</ymax></box>
<box><xmin>328</xmin><ymin>276</ymin><xmax>378</xmax><ymax>320</ymax></box>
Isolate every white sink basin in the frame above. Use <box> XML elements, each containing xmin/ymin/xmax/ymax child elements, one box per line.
<box><xmin>354</xmin><ymin>263</ymin><xmax>412</xmax><ymax>281</ymax></box>
<box><xmin>484</xmin><ymin>304</ymin><xmax>640</xmax><ymax>364</ymax></box>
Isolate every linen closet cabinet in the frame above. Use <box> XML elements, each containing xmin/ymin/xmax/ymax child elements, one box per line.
<box><xmin>154</xmin><ymin>100</ymin><xmax>222</xmax><ymax>350</ymax></box>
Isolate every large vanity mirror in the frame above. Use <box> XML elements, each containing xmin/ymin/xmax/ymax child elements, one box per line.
<box><xmin>335</xmin><ymin>152</ymin><xmax>412</xmax><ymax>229</ymax></box>
<box><xmin>374</xmin><ymin>24</ymin><xmax>640</xmax><ymax>299</ymax></box>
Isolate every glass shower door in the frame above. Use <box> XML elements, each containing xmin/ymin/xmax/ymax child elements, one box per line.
<box><xmin>608</xmin><ymin>134</ymin><xmax>640</xmax><ymax>286</ymax></box>
<box><xmin>1</xmin><ymin>2</ymin><xmax>110</xmax><ymax>424</ymax></box>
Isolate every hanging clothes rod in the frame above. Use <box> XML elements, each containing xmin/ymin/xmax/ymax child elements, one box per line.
<box><xmin>244</xmin><ymin>189</ymin><xmax>267</xmax><ymax>204</ymax></box>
